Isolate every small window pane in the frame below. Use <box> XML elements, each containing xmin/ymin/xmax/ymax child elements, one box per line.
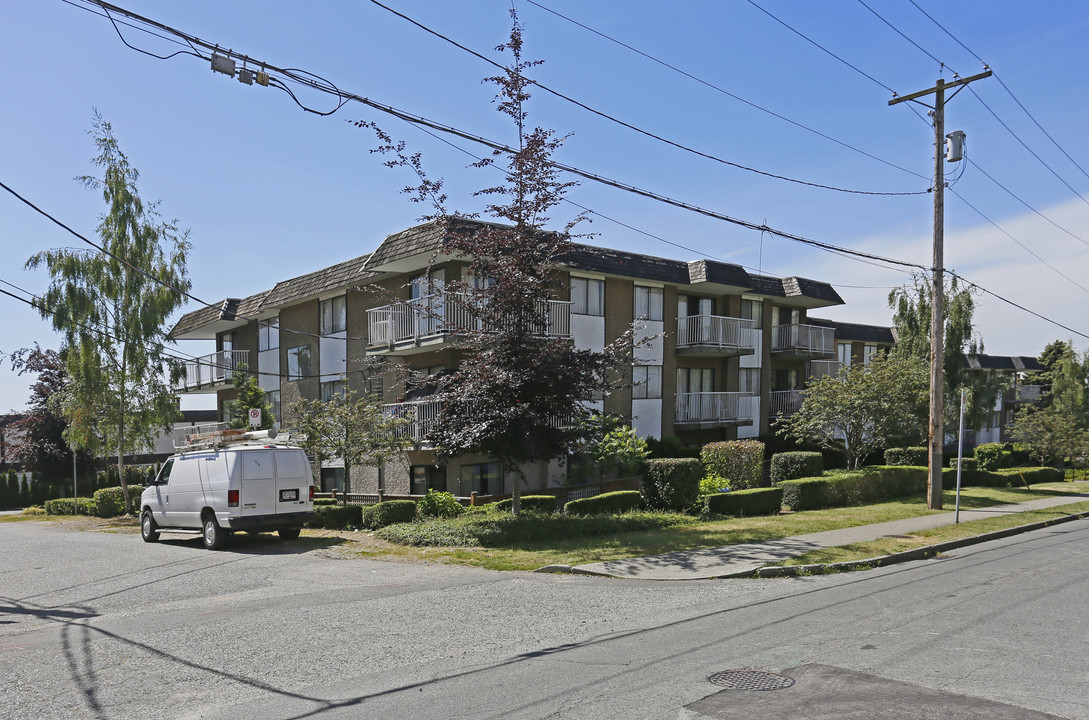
<box><xmin>321</xmin><ymin>296</ymin><xmax>346</xmax><ymax>335</ymax></box>
<box><xmin>635</xmin><ymin>286</ymin><xmax>662</xmax><ymax>321</ymax></box>
<box><xmin>287</xmin><ymin>346</ymin><xmax>311</xmax><ymax>381</ymax></box>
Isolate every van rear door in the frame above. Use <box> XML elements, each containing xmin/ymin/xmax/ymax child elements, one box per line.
<box><xmin>274</xmin><ymin>450</ymin><xmax>311</xmax><ymax>513</ymax></box>
<box><xmin>239</xmin><ymin>450</ymin><xmax>277</xmax><ymax>517</ymax></box>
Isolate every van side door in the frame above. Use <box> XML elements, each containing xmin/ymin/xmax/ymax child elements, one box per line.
<box><xmin>147</xmin><ymin>458</ymin><xmax>174</xmax><ymax>525</ymax></box>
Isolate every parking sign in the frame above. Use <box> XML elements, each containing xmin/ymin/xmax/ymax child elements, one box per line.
<box><xmin>248</xmin><ymin>408</ymin><xmax>261</xmax><ymax>428</ymax></box>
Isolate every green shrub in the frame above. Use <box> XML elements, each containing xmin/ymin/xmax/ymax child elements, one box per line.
<box><xmin>363</xmin><ymin>500</ymin><xmax>418</xmax><ymax>529</ymax></box>
<box><xmin>1010</xmin><ymin>443</ymin><xmax>1032</xmax><ymax>466</ymax></box>
<box><xmin>418</xmin><ymin>489</ymin><xmax>465</xmax><ymax>518</ymax></box>
<box><xmin>312</xmin><ymin>498</ymin><xmax>338</xmax><ymax>507</ymax></box>
<box><xmin>994</xmin><ymin>467</ymin><xmax>1063</xmax><ymax>486</ymax></box>
<box><xmin>948</xmin><ymin>457</ymin><xmax>977</xmax><ymax>471</ymax></box>
<box><xmin>642</xmin><ymin>458</ymin><xmax>702</xmax><ymax>511</ymax></box>
<box><xmin>645</xmin><ymin>435</ymin><xmax>700</xmax><ymax>459</ymax></box>
<box><xmin>779</xmin><ymin>467</ymin><xmax>926</xmax><ymax>511</ymax></box>
<box><xmin>93</xmin><ymin>486</ymin><xmax>127</xmax><ymax>517</ymax></box>
<box><xmin>492</xmin><ymin>495</ymin><xmax>557</xmax><ymax>514</ymax></box>
<box><xmin>884</xmin><ymin>447</ymin><xmax>927</xmax><ymax>466</ymax></box>
<box><xmin>770</xmin><ymin>452</ymin><xmax>823</xmax><ymax>484</ymax></box>
<box><xmin>698</xmin><ymin>474</ymin><xmax>731</xmax><ymax>498</ymax></box>
<box><xmin>305</xmin><ymin>504</ymin><xmax>363</xmax><ymax>530</ymax></box>
<box><xmin>704</xmin><ymin>487</ymin><xmax>783</xmax><ymax>517</ymax></box>
<box><xmin>974</xmin><ymin>443</ymin><xmax>1005</xmax><ymax>471</ymax></box>
<box><xmin>44</xmin><ymin>497</ymin><xmax>98</xmax><ymax>516</ymax></box>
<box><xmin>700</xmin><ymin>440</ymin><xmax>765</xmax><ymax>490</ymax></box>
<box><xmin>564</xmin><ymin>490</ymin><xmax>644</xmax><ymax>516</ymax></box>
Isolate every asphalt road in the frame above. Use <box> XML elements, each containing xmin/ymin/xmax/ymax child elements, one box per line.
<box><xmin>2</xmin><ymin>518</ymin><xmax>1088</xmax><ymax>720</ymax></box>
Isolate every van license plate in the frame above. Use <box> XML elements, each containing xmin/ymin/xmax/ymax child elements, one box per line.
<box><xmin>279</xmin><ymin>489</ymin><xmax>299</xmax><ymax>502</ymax></box>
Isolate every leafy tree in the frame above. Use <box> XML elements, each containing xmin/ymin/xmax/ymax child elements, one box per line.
<box><xmin>26</xmin><ymin>113</ymin><xmax>191</xmax><ymax>513</ymax></box>
<box><xmin>360</xmin><ymin>13</ymin><xmax>632</xmax><ymax>514</ymax></box>
<box><xmin>1031</xmin><ymin>340</ymin><xmax>1071</xmax><ymax>398</ymax></box>
<box><xmin>887</xmin><ymin>271</ymin><xmax>1000</xmax><ymax>429</ymax></box>
<box><xmin>1047</xmin><ymin>346</ymin><xmax>1088</xmax><ymax>425</ymax></box>
<box><xmin>291</xmin><ymin>390</ymin><xmax>412</xmax><ymax>496</ymax></box>
<box><xmin>1008</xmin><ymin>407</ymin><xmax>1086</xmax><ymax>467</ymax></box>
<box><xmin>777</xmin><ymin>353</ymin><xmax>928</xmax><ymax>469</ymax></box>
<box><xmin>224</xmin><ymin>366</ymin><xmax>275</xmax><ymax>430</ymax></box>
<box><xmin>6</xmin><ymin>345</ymin><xmax>97</xmax><ymax>484</ymax></box>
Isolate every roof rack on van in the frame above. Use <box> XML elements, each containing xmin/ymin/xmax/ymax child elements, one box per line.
<box><xmin>173</xmin><ymin>423</ymin><xmax>303</xmax><ymax>451</ymax></box>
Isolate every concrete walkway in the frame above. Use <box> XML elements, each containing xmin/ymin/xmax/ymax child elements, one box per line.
<box><xmin>567</xmin><ymin>494</ymin><xmax>1089</xmax><ymax>581</ymax></box>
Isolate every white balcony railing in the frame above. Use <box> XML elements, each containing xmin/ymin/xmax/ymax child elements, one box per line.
<box><xmin>770</xmin><ymin>390</ymin><xmax>804</xmax><ymax>416</ymax></box>
<box><xmin>178</xmin><ymin>350</ymin><xmax>249</xmax><ymax>391</ymax></box>
<box><xmin>676</xmin><ymin>315</ymin><xmax>756</xmax><ymax>353</ymax></box>
<box><xmin>675</xmin><ymin>392</ymin><xmax>754</xmax><ymax>424</ymax></box>
<box><xmin>383</xmin><ymin>398</ymin><xmax>442</xmax><ymax>443</ymax></box>
<box><xmin>771</xmin><ymin>323</ymin><xmax>835</xmax><ymax>356</ymax></box>
<box><xmin>367</xmin><ymin>291</ymin><xmax>572</xmax><ymax>349</ymax></box>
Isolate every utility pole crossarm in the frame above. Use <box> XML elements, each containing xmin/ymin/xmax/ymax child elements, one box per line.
<box><xmin>888</xmin><ymin>70</ymin><xmax>992</xmax><ymax>106</ymax></box>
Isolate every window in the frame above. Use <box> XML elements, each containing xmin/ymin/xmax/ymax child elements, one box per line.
<box><xmin>838</xmin><ymin>342</ymin><xmax>853</xmax><ymax>367</ymax></box>
<box><xmin>320</xmin><ymin>380</ymin><xmax>345</xmax><ymax>402</ymax></box>
<box><xmin>863</xmin><ymin>344</ymin><xmax>880</xmax><ymax>365</ymax></box>
<box><xmin>411</xmin><ymin>465</ymin><xmax>447</xmax><ymax>494</ymax></box>
<box><xmin>220</xmin><ymin>331</ymin><xmax>235</xmax><ymax>352</ymax></box>
<box><xmin>678</xmin><ymin>294</ymin><xmax>712</xmax><ymax>318</ymax></box>
<box><xmin>286</xmin><ymin>345</ymin><xmax>311</xmax><ymax>381</ymax></box>
<box><xmin>570</xmin><ymin>277</ymin><xmax>604</xmax><ymax>316</ymax></box>
<box><xmin>366</xmin><ymin>375</ymin><xmax>384</xmax><ymax>399</ymax></box>
<box><xmin>740</xmin><ymin>299</ymin><xmax>763</xmax><ymax>329</ymax></box>
<box><xmin>320</xmin><ymin>295</ymin><xmax>346</xmax><ymax>335</ymax></box>
<box><xmin>320</xmin><ymin>468</ymin><xmax>345</xmax><ymax>493</ymax></box>
<box><xmin>258</xmin><ymin>319</ymin><xmax>279</xmax><ymax>351</ymax></box>
<box><xmin>458</xmin><ymin>462</ymin><xmax>502</xmax><ymax>496</ymax></box>
<box><xmin>676</xmin><ymin>368</ymin><xmax>713</xmax><ymax>395</ymax></box>
<box><xmin>632</xmin><ymin>365</ymin><xmax>662</xmax><ymax>399</ymax></box>
<box><xmin>634</xmin><ymin>286</ymin><xmax>663</xmax><ymax>321</ymax></box>
<box><xmin>266</xmin><ymin>390</ymin><xmax>281</xmax><ymax>426</ymax></box>
<box><xmin>740</xmin><ymin>368</ymin><xmax>761</xmax><ymax>395</ymax></box>
<box><xmin>773</xmin><ymin>306</ymin><xmax>799</xmax><ymax>327</ymax></box>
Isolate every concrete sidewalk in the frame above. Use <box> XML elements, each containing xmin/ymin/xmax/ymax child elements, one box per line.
<box><xmin>562</xmin><ymin>494</ymin><xmax>1089</xmax><ymax>581</ymax></box>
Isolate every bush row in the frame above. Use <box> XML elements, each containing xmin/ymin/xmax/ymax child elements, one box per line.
<box><xmin>40</xmin><ymin>486</ymin><xmax>136</xmax><ymax>517</ymax></box>
<box><xmin>703</xmin><ymin>487</ymin><xmax>783</xmax><ymax>517</ymax></box>
<box><xmin>770</xmin><ymin>452</ymin><xmax>823</xmax><ymax>484</ymax></box>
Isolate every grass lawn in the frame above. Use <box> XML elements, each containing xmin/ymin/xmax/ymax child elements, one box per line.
<box><xmin>339</xmin><ymin>483</ymin><xmax>1089</xmax><ymax>572</ymax></box>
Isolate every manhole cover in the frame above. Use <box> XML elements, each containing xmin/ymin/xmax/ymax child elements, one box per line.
<box><xmin>708</xmin><ymin>670</ymin><xmax>795</xmax><ymax>691</ymax></box>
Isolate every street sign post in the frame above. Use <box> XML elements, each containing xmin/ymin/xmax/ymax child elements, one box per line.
<box><xmin>248</xmin><ymin>408</ymin><xmax>261</xmax><ymax>428</ymax></box>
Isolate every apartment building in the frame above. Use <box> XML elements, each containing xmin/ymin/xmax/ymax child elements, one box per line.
<box><xmin>962</xmin><ymin>354</ymin><xmax>1045</xmax><ymax>445</ymax></box>
<box><xmin>170</xmin><ymin>218</ymin><xmax>854</xmax><ymax>495</ymax></box>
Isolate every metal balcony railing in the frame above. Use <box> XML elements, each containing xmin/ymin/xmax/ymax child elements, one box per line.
<box><xmin>1004</xmin><ymin>385</ymin><xmax>1043</xmax><ymax>404</ymax></box>
<box><xmin>770</xmin><ymin>390</ymin><xmax>804</xmax><ymax>416</ymax></box>
<box><xmin>367</xmin><ymin>291</ymin><xmax>571</xmax><ymax>350</ymax></box>
<box><xmin>806</xmin><ymin>360</ymin><xmax>842</xmax><ymax>380</ymax></box>
<box><xmin>177</xmin><ymin>350</ymin><xmax>249</xmax><ymax>391</ymax></box>
<box><xmin>382</xmin><ymin>398</ymin><xmax>442</xmax><ymax>443</ymax></box>
<box><xmin>675</xmin><ymin>392</ymin><xmax>754</xmax><ymax>424</ymax></box>
<box><xmin>771</xmin><ymin>323</ymin><xmax>835</xmax><ymax>356</ymax></box>
<box><xmin>676</xmin><ymin>315</ymin><xmax>756</xmax><ymax>353</ymax></box>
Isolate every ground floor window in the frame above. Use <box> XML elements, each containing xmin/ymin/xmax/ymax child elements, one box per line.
<box><xmin>457</xmin><ymin>462</ymin><xmax>502</xmax><ymax>496</ymax></box>
<box><xmin>411</xmin><ymin>465</ymin><xmax>447</xmax><ymax>494</ymax></box>
<box><xmin>320</xmin><ymin>467</ymin><xmax>345</xmax><ymax>493</ymax></box>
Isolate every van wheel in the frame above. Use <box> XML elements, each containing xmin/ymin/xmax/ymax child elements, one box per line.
<box><xmin>141</xmin><ymin>511</ymin><xmax>160</xmax><ymax>543</ymax></box>
<box><xmin>202</xmin><ymin>516</ymin><xmax>229</xmax><ymax>550</ymax></box>
<box><xmin>278</xmin><ymin>528</ymin><xmax>301</xmax><ymax>541</ymax></box>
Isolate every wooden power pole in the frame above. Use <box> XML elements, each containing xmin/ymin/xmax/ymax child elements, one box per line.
<box><xmin>890</xmin><ymin>70</ymin><xmax>990</xmax><ymax>510</ymax></box>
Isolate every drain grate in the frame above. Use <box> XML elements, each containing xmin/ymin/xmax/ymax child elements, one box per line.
<box><xmin>708</xmin><ymin>669</ymin><xmax>796</xmax><ymax>691</ymax></box>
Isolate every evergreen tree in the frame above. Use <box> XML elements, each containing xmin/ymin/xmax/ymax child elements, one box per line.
<box><xmin>224</xmin><ymin>366</ymin><xmax>275</xmax><ymax>430</ymax></box>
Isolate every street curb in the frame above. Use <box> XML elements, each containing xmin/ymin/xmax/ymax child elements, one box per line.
<box><xmin>753</xmin><ymin>508</ymin><xmax>1089</xmax><ymax>578</ymax></box>
<box><xmin>535</xmin><ymin>508</ymin><xmax>1089</xmax><ymax>580</ymax></box>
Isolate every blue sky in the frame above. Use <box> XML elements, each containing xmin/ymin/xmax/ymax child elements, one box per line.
<box><xmin>3</xmin><ymin>0</ymin><xmax>1089</xmax><ymax>412</ymax></box>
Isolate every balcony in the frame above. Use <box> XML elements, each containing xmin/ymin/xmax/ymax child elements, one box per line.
<box><xmin>367</xmin><ymin>290</ymin><xmax>572</xmax><ymax>355</ymax></box>
<box><xmin>770</xmin><ymin>389</ymin><xmax>804</xmax><ymax>417</ymax></box>
<box><xmin>771</xmin><ymin>323</ymin><xmax>835</xmax><ymax>359</ymax></box>
<box><xmin>176</xmin><ymin>350</ymin><xmax>248</xmax><ymax>394</ymax></box>
<box><xmin>383</xmin><ymin>398</ymin><xmax>442</xmax><ymax>445</ymax></box>
<box><xmin>675</xmin><ymin>315</ymin><xmax>756</xmax><ymax>357</ymax></box>
<box><xmin>1004</xmin><ymin>385</ymin><xmax>1043</xmax><ymax>404</ymax></box>
<box><xmin>675</xmin><ymin>392</ymin><xmax>754</xmax><ymax>428</ymax></box>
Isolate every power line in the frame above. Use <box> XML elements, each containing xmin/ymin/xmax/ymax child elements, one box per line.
<box><xmin>966</xmin><ymin>160</ymin><xmax>1089</xmax><ymax>248</ymax></box>
<box><xmin>524</xmin><ymin>0</ymin><xmax>929</xmax><ymax>182</ymax></box>
<box><xmin>855</xmin><ymin>0</ymin><xmax>950</xmax><ymax>74</ymax></box>
<box><xmin>363</xmin><ymin>0</ymin><xmax>924</xmax><ymax>197</ymax></box>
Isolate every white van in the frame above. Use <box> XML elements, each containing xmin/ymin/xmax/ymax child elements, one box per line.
<box><xmin>140</xmin><ymin>427</ymin><xmax>314</xmax><ymax>550</ymax></box>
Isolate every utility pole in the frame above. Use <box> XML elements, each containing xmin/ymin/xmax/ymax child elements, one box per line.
<box><xmin>890</xmin><ymin>69</ymin><xmax>990</xmax><ymax>510</ymax></box>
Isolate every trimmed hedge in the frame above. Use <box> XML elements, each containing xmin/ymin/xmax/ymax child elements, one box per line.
<box><xmin>779</xmin><ymin>467</ymin><xmax>926</xmax><ymax>511</ymax></box>
<box><xmin>701</xmin><ymin>440</ymin><xmax>765</xmax><ymax>490</ymax></box>
<box><xmin>885</xmin><ymin>447</ymin><xmax>927</xmax><ymax>466</ymax></box>
<box><xmin>642</xmin><ymin>458</ymin><xmax>702</xmax><ymax>511</ymax></box>
<box><xmin>492</xmin><ymin>495</ymin><xmax>557</xmax><ymax>514</ymax></box>
<box><xmin>363</xmin><ymin>500</ymin><xmax>417</xmax><ymax>529</ymax></box>
<box><xmin>44</xmin><ymin>497</ymin><xmax>97</xmax><ymax>516</ymax></box>
<box><xmin>995</xmin><ymin>467</ymin><xmax>1063</xmax><ymax>486</ymax></box>
<box><xmin>564</xmin><ymin>490</ymin><xmax>644</xmax><ymax>516</ymax></box>
<box><xmin>946</xmin><ymin>457</ymin><xmax>977</xmax><ymax>472</ymax></box>
<box><xmin>974</xmin><ymin>443</ymin><xmax>1006</xmax><ymax>471</ymax></box>
<box><xmin>305</xmin><ymin>504</ymin><xmax>363</xmax><ymax>530</ymax></box>
<box><xmin>312</xmin><ymin>498</ymin><xmax>339</xmax><ymax>507</ymax></box>
<box><xmin>770</xmin><ymin>452</ymin><xmax>823</xmax><ymax>484</ymax></box>
<box><xmin>704</xmin><ymin>487</ymin><xmax>783</xmax><ymax>517</ymax></box>
<box><xmin>93</xmin><ymin>486</ymin><xmax>127</xmax><ymax>517</ymax></box>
